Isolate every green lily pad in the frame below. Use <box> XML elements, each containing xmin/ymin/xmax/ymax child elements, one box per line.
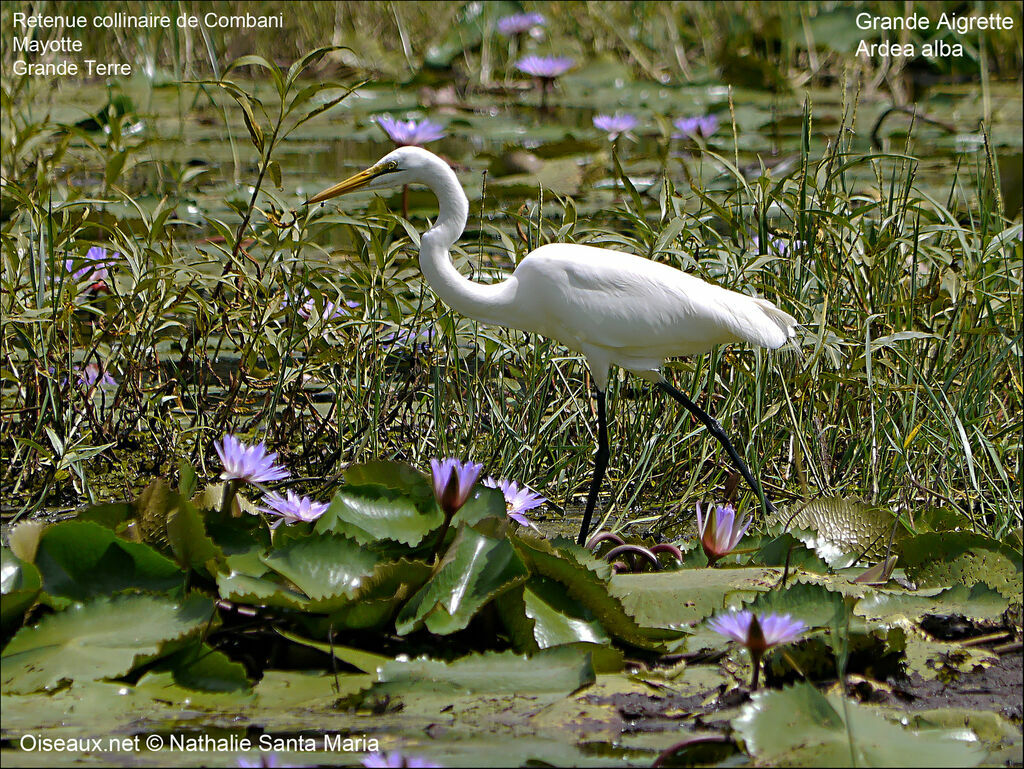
<box><xmin>318</xmin><ymin>485</ymin><xmax>443</xmax><ymax>546</ymax></box>
<box><xmin>1</xmin><ymin>594</ymin><xmax>214</xmax><ymax>693</ymax></box>
<box><xmin>165</xmin><ymin>641</ymin><xmax>251</xmax><ymax>692</ymax></box>
<box><xmin>260</xmin><ymin>533</ymin><xmax>380</xmax><ymax>600</ymax></box>
<box><xmin>396</xmin><ymin>525</ymin><xmax>528</xmax><ymax>635</ymax></box>
<box><xmin>741</xmin><ymin>580</ymin><xmax>847</xmax><ymax>628</ymax></box>
<box><xmin>32</xmin><ymin>520</ymin><xmax>184</xmax><ymax>600</ymax></box>
<box><xmin>376</xmin><ymin>646</ymin><xmax>596</xmax><ymax>695</ymax></box>
<box><xmin>611</xmin><ymin>566</ymin><xmax>778</xmax><ymax>630</ymax></box>
<box><xmin>773</xmin><ymin>498</ymin><xmax>903</xmax><ymax>564</ymax></box>
<box><xmin>733</xmin><ymin>682</ymin><xmax>987</xmax><ymax>766</ymax></box>
<box><xmin>166</xmin><ymin>497</ymin><xmax>226</xmax><ymax>576</ymax></box>
<box><xmin>1</xmin><ymin>548</ymin><xmax>42</xmax><ymax>630</ymax></box>
<box><xmin>855</xmin><ymin>583</ymin><xmax>1010</xmax><ymax>623</ymax></box>
<box><xmin>899</xmin><ymin>532</ymin><xmax>1023</xmax><ymax>599</ymax></box>
<box><xmin>517</xmin><ymin>536</ymin><xmax>683</xmax><ymax>649</ymax></box>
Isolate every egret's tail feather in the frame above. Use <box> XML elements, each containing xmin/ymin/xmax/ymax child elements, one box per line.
<box><xmin>740</xmin><ymin>297</ymin><xmax>799</xmax><ymax>350</ymax></box>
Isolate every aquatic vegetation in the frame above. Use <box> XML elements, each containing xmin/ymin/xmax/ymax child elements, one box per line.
<box><xmin>496</xmin><ymin>12</ymin><xmax>545</xmax><ymax>37</ymax></box>
<box><xmin>259</xmin><ymin>490</ymin><xmax>329</xmax><ymax>527</ymax></box>
<box><xmin>375</xmin><ymin>115</ymin><xmax>446</xmax><ymax>147</ymax></box>
<box><xmin>65</xmin><ymin>246</ymin><xmax>114</xmax><ymax>284</ymax></box>
<box><xmin>430</xmin><ymin>457</ymin><xmax>483</xmax><ymax>516</ymax></box>
<box><xmin>593</xmin><ymin>113</ymin><xmax>638</xmax><ymax>141</ymax></box>
<box><xmin>76</xmin><ymin>363</ymin><xmax>117</xmax><ymax>389</ymax></box>
<box><xmin>708</xmin><ymin>610</ymin><xmax>806</xmax><ymax>687</ymax></box>
<box><xmin>516</xmin><ymin>55</ymin><xmax>574</xmax><ymax>110</ymax></box>
<box><xmin>483</xmin><ymin>477</ymin><xmax>545</xmax><ymax>530</ymax></box>
<box><xmin>515</xmin><ymin>55</ymin><xmax>574</xmax><ymax>78</ymax></box>
<box><xmin>672</xmin><ymin>114</ymin><xmax>719</xmax><ymax>138</ymax></box>
<box><xmin>236</xmin><ymin>754</ymin><xmax>281</xmax><ymax>768</ymax></box>
<box><xmin>696</xmin><ymin>502</ymin><xmax>751</xmax><ymax>565</ymax></box>
<box><xmin>752</xmin><ymin>234</ymin><xmax>805</xmax><ymax>256</ymax></box>
<box><xmin>216</xmin><ymin>435</ymin><xmax>290</xmax><ymax>484</ymax></box>
<box><xmin>362</xmin><ymin>751</ymin><xmax>440</xmax><ymax>768</ymax></box>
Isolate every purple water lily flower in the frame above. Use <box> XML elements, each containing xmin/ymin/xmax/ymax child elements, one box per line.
<box><xmin>708</xmin><ymin>610</ymin><xmax>806</xmax><ymax>688</ymax></box>
<box><xmin>593</xmin><ymin>114</ymin><xmax>638</xmax><ymax>141</ymax></box>
<box><xmin>375</xmin><ymin>115</ymin><xmax>445</xmax><ymax>147</ymax></box>
<box><xmin>77</xmin><ymin>363</ymin><xmax>117</xmax><ymax>388</ymax></box>
<box><xmin>496</xmin><ymin>12</ymin><xmax>545</xmax><ymax>36</ymax></box>
<box><xmin>383</xmin><ymin>326</ymin><xmax>434</xmax><ymax>348</ymax></box>
<box><xmin>66</xmin><ymin>246</ymin><xmax>115</xmax><ymax>285</ymax></box>
<box><xmin>259</xmin><ymin>490</ymin><xmax>329</xmax><ymax>527</ymax></box>
<box><xmin>216</xmin><ymin>434</ymin><xmax>290</xmax><ymax>484</ymax></box>
<box><xmin>696</xmin><ymin>502</ymin><xmax>751</xmax><ymax>565</ymax></box>
<box><xmin>483</xmin><ymin>477</ymin><xmax>545</xmax><ymax>530</ymax></box>
<box><xmin>672</xmin><ymin>114</ymin><xmax>719</xmax><ymax>139</ymax></box>
<box><xmin>752</xmin><ymin>234</ymin><xmax>805</xmax><ymax>257</ymax></box>
<box><xmin>362</xmin><ymin>751</ymin><xmax>441</xmax><ymax>768</ymax></box>
<box><xmin>430</xmin><ymin>458</ymin><xmax>483</xmax><ymax>517</ymax></box>
<box><xmin>236</xmin><ymin>754</ymin><xmax>280</xmax><ymax>768</ymax></box>
<box><xmin>709</xmin><ymin>610</ymin><xmax>806</xmax><ymax>651</ymax></box>
<box><xmin>516</xmin><ymin>55</ymin><xmax>574</xmax><ymax>79</ymax></box>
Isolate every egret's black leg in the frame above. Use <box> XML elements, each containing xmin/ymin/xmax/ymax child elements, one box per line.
<box><xmin>656</xmin><ymin>379</ymin><xmax>776</xmax><ymax>514</ymax></box>
<box><xmin>578</xmin><ymin>389</ymin><xmax>610</xmax><ymax>545</ymax></box>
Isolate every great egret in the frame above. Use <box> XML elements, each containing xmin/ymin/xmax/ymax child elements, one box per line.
<box><xmin>308</xmin><ymin>147</ymin><xmax>797</xmax><ymax>545</ymax></box>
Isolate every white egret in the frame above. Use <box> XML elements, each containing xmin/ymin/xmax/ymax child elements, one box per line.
<box><xmin>308</xmin><ymin>147</ymin><xmax>797</xmax><ymax>545</ymax></box>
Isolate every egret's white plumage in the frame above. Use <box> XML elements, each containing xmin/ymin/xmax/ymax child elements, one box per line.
<box><xmin>308</xmin><ymin>146</ymin><xmax>797</xmax><ymax>542</ymax></box>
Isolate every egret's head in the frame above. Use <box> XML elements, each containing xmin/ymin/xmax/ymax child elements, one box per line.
<box><xmin>306</xmin><ymin>146</ymin><xmax>441</xmax><ymax>205</ymax></box>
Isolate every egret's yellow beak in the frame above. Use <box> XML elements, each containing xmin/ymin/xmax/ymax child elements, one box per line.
<box><xmin>306</xmin><ymin>164</ymin><xmax>381</xmax><ymax>205</ymax></box>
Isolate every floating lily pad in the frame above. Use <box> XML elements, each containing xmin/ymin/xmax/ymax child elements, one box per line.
<box><xmin>733</xmin><ymin>682</ymin><xmax>987</xmax><ymax>766</ymax></box>
<box><xmin>396</xmin><ymin>525</ymin><xmax>528</xmax><ymax>635</ymax></box>
<box><xmin>1</xmin><ymin>548</ymin><xmax>42</xmax><ymax>630</ymax></box>
<box><xmin>1</xmin><ymin>594</ymin><xmax>214</xmax><ymax>693</ymax></box>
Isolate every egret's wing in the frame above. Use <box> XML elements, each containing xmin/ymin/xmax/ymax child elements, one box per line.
<box><xmin>512</xmin><ymin>244</ymin><xmax>794</xmax><ymax>359</ymax></box>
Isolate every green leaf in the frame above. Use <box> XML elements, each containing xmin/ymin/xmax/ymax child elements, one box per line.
<box><xmin>319</xmin><ymin>558</ymin><xmax>434</xmax><ymax>630</ymax></box>
<box><xmin>772</xmin><ymin>498</ymin><xmax>904</xmax><ymax>564</ymax></box>
<box><xmin>376</xmin><ymin>646</ymin><xmax>595</xmax><ymax>695</ymax></box>
<box><xmin>1</xmin><ymin>594</ymin><xmax>214</xmax><ymax>693</ymax></box>
<box><xmin>521</xmin><ymin>576</ymin><xmax>611</xmax><ymax>648</ymax></box>
<box><xmin>733</xmin><ymin>682</ymin><xmax>987</xmax><ymax>767</ymax></box>
<box><xmin>396</xmin><ymin>526</ymin><xmax>528</xmax><ymax>635</ymax></box>
<box><xmin>318</xmin><ymin>485</ymin><xmax>442</xmax><ymax>547</ymax></box>
<box><xmin>77</xmin><ymin>502</ymin><xmax>134</xmax><ymax>530</ymax></box>
<box><xmin>517</xmin><ymin>536</ymin><xmax>683</xmax><ymax>649</ymax></box>
<box><xmin>33</xmin><ymin>521</ymin><xmax>184</xmax><ymax>600</ymax></box>
<box><xmin>168</xmin><ymin>642</ymin><xmax>250</xmax><ymax>692</ymax></box>
<box><xmin>900</xmin><ymin>532</ymin><xmax>1022</xmax><ymax>598</ymax></box>
<box><xmin>260</xmin><ymin>534</ymin><xmax>379</xmax><ymax>600</ymax></box>
<box><xmin>284</xmin><ymin>45</ymin><xmax>344</xmax><ymax>89</ymax></box>
<box><xmin>166</xmin><ymin>499</ymin><xmax>226</xmax><ymax>576</ymax></box>
<box><xmin>275</xmin><ymin>629</ymin><xmax>392</xmax><ymax>674</ymax></box>
<box><xmin>752</xmin><ymin>528</ymin><xmax>833</xmax><ymax>573</ymax></box>
<box><xmin>178</xmin><ymin>460</ymin><xmax>198</xmax><ymax>498</ymax></box>
<box><xmin>453</xmin><ymin>485</ymin><xmax>509</xmax><ymax>527</ymax></box>
<box><xmin>855</xmin><ymin>583</ymin><xmax>1009</xmax><ymax>623</ymax></box>
<box><xmin>742</xmin><ymin>581</ymin><xmax>847</xmax><ymax>629</ymax></box>
<box><xmin>1</xmin><ymin>548</ymin><xmax>42</xmax><ymax>630</ymax></box>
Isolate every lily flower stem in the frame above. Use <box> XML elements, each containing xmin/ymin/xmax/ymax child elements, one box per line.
<box><xmin>750</xmin><ymin>651</ymin><xmax>763</xmax><ymax>689</ymax></box>
<box><xmin>431</xmin><ymin>511</ymin><xmax>455</xmax><ymax>563</ymax></box>
<box><xmin>220</xmin><ymin>479</ymin><xmax>240</xmax><ymax>517</ymax></box>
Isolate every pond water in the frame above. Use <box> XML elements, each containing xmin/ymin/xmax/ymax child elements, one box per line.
<box><xmin>49</xmin><ymin>68</ymin><xmax>1022</xmax><ymax>239</ymax></box>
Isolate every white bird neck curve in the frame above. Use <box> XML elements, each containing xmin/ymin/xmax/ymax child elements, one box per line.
<box><xmin>416</xmin><ymin>155</ymin><xmax>516</xmax><ymax>325</ymax></box>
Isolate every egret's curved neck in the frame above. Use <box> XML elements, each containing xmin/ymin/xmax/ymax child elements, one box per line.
<box><xmin>418</xmin><ymin>161</ymin><xmax>516</xmax><ymax>325</ymax></box>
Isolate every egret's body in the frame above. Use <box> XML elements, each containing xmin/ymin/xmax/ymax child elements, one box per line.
<box><xmin>309</xmin><ymin>147</ymin><xmax>797</xmax><ymax>543</ymax></box>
